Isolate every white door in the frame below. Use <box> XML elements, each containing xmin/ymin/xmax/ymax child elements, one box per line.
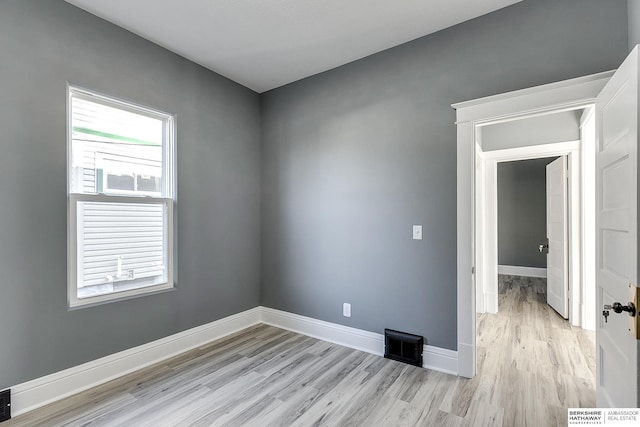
<box><xmin>595</xmin><ymin>46</ymin><xmax>639</xmax><ymax>407</ymax></box>
<box><xmin>546</xmin><ymin>156</ymin><xmax>569</xmax><ymax>318</ymax></box>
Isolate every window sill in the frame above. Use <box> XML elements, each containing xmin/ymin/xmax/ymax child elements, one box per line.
<box><xmin>68</xmin><ymin>283</ymin><xmax>175</xmax><ymax>310</ymax></box>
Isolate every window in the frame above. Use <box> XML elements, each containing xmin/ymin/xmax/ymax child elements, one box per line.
<box><xmin>68</xmin><ymin>86</ymin><xmax>175</xmax><ymax>308</ymax></box>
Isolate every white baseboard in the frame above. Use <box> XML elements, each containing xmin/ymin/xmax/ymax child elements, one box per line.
<box><xmin>457</xmin><ymin>342</ymin><xmax>475</xmax><ymax>378</ymax></box>
<box><xmin>10</xmin><ymin>307</ymin><xmax>261</xmax><ymax>417</ymax></box>
<box><xmin>259</xmin><ymin>307</ymin><xmax>384</xmax><ymax>356</ymax></box>
<box><xmin>423</xmin><ymin>345</ymin><xmax>458</xmax><ymax>375</ymax></box>
<box><xmin>10</xmin><ymin>306</ymin><xmax>459</xmax><ymax>417</ymax></box>
<box><xmin>498</xmin><ymin>265</ymin><xmax>547</xmax><ymax>278</ymax></box>
<box><xmin>260</xmin><ymin>307</ymin><xmax>458</xmax><ymax>376</ymax></box>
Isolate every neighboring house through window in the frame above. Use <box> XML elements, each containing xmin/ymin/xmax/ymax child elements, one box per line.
<box><xmin>68</xmin><ymin>86</ymin><xmax>175</xmax><ymax>308</ymax></box>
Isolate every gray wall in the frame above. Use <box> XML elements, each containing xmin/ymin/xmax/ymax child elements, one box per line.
<box><xmin>260</xmin><ymin>0</ymin><xmax>628</xmax><ymax>351</ymax></box>
<box><xmin>630</xmin><ymin>0</ymin><xmax>640</xmax><ymax>50</ymax></box>
<box><xmin>0</xmin><ymin>0</ymin><xmax>631</xmax><ymax>389</ymax></box>
<box><xmin>481</xmin><ymin>110</ymin><xmax>581</xmax><ymax>152</ymax></box>
<box><xmin>0</xmin><ymin>0</ymin><xmax>261</xmax><ymax>389</ymax></box>
<box><xmin>498</xmin><ymin>158</ymin><xmax>556</xmax><ymax>268</ymax></box>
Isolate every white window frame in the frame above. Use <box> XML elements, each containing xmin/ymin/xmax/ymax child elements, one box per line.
<box><xmin>67</xmin><ymin>85</ymin><xmax>176</xmax><ymax>309</ymax></box>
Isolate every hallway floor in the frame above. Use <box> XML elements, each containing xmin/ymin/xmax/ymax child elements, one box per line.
<box><xmin>475</xmin><ymin>274</ymin><xmax>596</xmax><ymax>426</ymax></box>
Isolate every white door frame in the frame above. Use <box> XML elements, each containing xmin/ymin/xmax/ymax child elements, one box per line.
<box><xmin>478</xmin><ymin>141</ymin><xmax>579</xmax><ymax>322</ymax></box>
<box><xmin>453</xmin><ymin>70</ymin><xmax>613</xmax><ymax>378</ymax></box>
<box><xmin>580</xmin><ymin>107</ymin><xmax>597</xmax><ymax>331</ymax></box>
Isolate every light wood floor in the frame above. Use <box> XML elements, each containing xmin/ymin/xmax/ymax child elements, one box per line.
<box><xmin>7</xmin><ymin>275</ymin><xmax>594</xmax><ymax>426</ymax></box>
<box><xmin>475</xmin><ymin>275</ymin><xmax>596</xmax><ymax>426</ymax></box>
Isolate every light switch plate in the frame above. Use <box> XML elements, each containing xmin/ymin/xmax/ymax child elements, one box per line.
<box><xmin>413</xmin><ymin>225</ymin><xmax>423</xmax><ymax>240</ymax></box>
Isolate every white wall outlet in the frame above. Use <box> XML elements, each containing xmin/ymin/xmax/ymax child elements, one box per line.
<box><xmin>343</xmin><ymin>303</ymin><xmax>351</xmax><ymax>317</ymax></box>
<box><xmin>413</xmin><ymin>225</ymin><xmax>423</xmax><ymax>240</ymax></box>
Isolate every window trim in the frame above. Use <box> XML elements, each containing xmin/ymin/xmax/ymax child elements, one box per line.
<box><xmin>67</xmin><ymin>84</ymin><xmax>176</xmax><ymax>309</ymax></box>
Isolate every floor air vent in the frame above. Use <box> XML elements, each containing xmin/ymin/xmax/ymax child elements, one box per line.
<box><xmin>0</xmin><ymin>389</ymin><xmax>10</xmax><ymax>422</ymax></box>
<box><xmin>384</xmin><ymin>329</ymin><xmax>423</xmax><ymax>367</ymax></box>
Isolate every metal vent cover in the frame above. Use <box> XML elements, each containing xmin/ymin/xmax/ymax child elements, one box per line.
<box><xmin>0</xmin><ymin>389</ymin><xmax>10</xmax><ymax>422</ymax></box>
<box><xmin>384</xmin><ymin>329</ymin><xmax>423</xmax><ymax>367</ymax></box>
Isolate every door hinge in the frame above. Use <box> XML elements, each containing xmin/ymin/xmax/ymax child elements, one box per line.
<box><xmin>471</xmin><ymin>266</ymin><xmax>475</xmax><ymax>275</ymax></box>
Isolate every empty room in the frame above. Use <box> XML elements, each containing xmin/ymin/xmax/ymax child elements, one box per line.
<box><xmin>1</xmin><ymin>0</ymin><xmax>639</xmax><ymax>426</ymax></box>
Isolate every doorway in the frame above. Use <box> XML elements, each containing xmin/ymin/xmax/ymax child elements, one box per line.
<box><xmin>475</xmin><ymin>108</ymin><xmax>594</xmax><ymax>327</ymax></box>
<box><xmin>454</xmin><ymin>87</ymin><xmax>602</xmax><ymax>422</ymax></box>
<box><xmin>496</xmin><ymin>156</ymin><xmax>561</xmax><ymax>315</ymax></box>
<box><xmin>452</xmin><ymin>70</ymin><xmax>612</xmax><ymax>379</ymax></box>
<box><xmin>457</xmin><ymin>47</ymin><xmax>640</xmax><ymax>409</ymax></box>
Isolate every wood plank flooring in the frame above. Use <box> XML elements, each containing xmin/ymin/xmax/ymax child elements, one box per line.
<box><xmin>476</xmin><ymin>275</ymin><xmax>595</xmax><ymax>427</ymax></box>
<box><xmin>7</xmin><ymin>275</ymin><xmax>595</xmax><ymax>426</ymax></box>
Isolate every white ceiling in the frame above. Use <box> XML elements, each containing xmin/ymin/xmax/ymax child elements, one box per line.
<box><xmin>65</xmin><ymin>0</ymin><xmax>522</xmax><ymax>93</ymax></box>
